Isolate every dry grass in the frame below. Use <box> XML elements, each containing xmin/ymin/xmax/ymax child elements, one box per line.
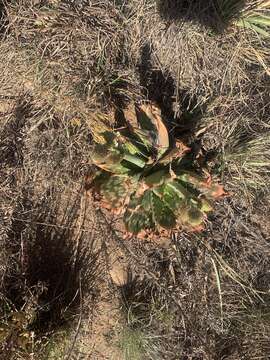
<box><xmin>4</xmin><ymin>0</ymin><xmax>142</xmax><ymax>114</ymax></box>
<box><xmin>0</xmin><ymin>87</ymin><xmax>98</xmax><ymax>358</ymax></box>
<box><xmin>113</xmin><ymin>196</ymin><xmax>270</xmax><ymax>359</ymax></box>
<box><xmin>144</xmin><ymin>1</ymin><xmax>270</xmax><ymax>119</ymax></box>
<box><xmin>0</xmin><ymin>0</ymin><xmax>270</xmax><ymax>359</ymax></box>
<box><xmin>0</xmin><ymin>190</ymin><xmax>99</xmax><ymax>359</ymax></box>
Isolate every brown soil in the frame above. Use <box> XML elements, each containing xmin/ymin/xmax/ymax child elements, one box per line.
<box><xmin>66</xmin><ymin>193</ymin><xmax>128</xmax><ymax>360</ymax></box>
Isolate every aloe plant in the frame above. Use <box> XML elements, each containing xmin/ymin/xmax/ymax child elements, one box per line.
<box><xmin>88</xmin><ymin>104</ymin><xmax>225</xmax><ymax>237</ymax></box>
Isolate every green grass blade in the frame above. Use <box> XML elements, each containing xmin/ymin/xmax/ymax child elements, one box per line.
<box><xmin>246</xmin><ymin>14</ymin><xmax>270</xmax><ymax>26</ymax></box>
<box><xmin>237</xmin><ymin>18</ymin><xmax>270</xmax><ymax>37</ymax></box>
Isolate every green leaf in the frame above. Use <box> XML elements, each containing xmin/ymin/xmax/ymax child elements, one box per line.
<box><xmin>122</xmin><ymin>140</ymin><xmax>143</xmax><ymax>156</ymax></box>
<box><xmin>124</xmin><ymin>195</ymin><xmax>153</xmax><ymax>234</ymax></box>
<box><xmin>90</xmin><ymin>170</ymin><xmax>109</xmax><ymax>188</ymax></box>
<box><xmin>158</xmin><ymin>182</ymin><xmax>185</xmax><ymax>212</ymax></box>
<box><xmin>144</xmin><ymin>169</ymin><xmax>169</xmax><ymax>187</ymax></box>
<box><xmin>187</xmin><ymin>207</ymin><xmax>204</xmax><ymax>226</ymax></box>
<box><xmin>200</xmin><ymin>199</ymin><xmax>213</xmax><ymax>213</ymax></box>
<box><xmin>120</xmin><ymin>127</ymin><xmax>156</xmax><ymax>164</ymax></box>
<box><xmin>123</xmin><ymin>153</ymin><xmax>147</xmax><ymax>169</ymax></box>
<box><xmin>180</xmin><ymin>206</ymin><xmax>204</xmax><ymax>227</ymax></box>
<box><xmin>151</xmin><ymin>192</ymin><xmax>176</xmax><ymax>229</ymax></box>
<box><xmin>166</xmin><ymin>180</ymin><xmax>191</xmax><ymax>200</ymax></box>
<box><xmin>245</xmin><ymin>14</ymin><xmax>270</xmax><ymax>27</ymax></box>
<box><xmin>89</xmin><ymin>103</ymin><xmax>223</xmax><ymax>237</ymax></box>
<box><xmin>141</xmin><ymin>190</ymin><xmax>153</xmax><ymax>211</ymax></box>
<box><xmin>100</xmin><ymin>175</ymin><xmax>136</xmax><ymax>208</ymax></box>
<box><xmin>100</xmin><ymin>131</ymin><xmax>117</xmax><ymax>146</ymax></box>
<box><xmin>124</xmin><ymin>210</ymin><xmax>150</xmax><ymax>234</ymax></box>
<box><xmin>237</xmin><ymin>18</ymin><xmax>270</xmax><ymax>37</ymax></box>
<box><xmin>91</xmin><ymin>135</ymin><xmax>132</xmax><ymax>173</ymax></box>
<box><xmin>176</xmin><ymin>172</ymin><xmax>211</xmax><ymax>195</ymax></box>
<box><xmin>131</xmin><ymin>128</ymin><xmax>154</xmax><ymax>153</ymax></box>
<box><xmin>124</xmin><ymin>190</ymin><xmax>154</xmax><ymax>233</ymax></box>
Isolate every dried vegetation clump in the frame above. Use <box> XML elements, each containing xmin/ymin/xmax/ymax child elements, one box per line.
<box><xmin>4</xmin><ymin>0</ymin><xmax>142</xmax><ymax>116</ymax></box>
<box><xmin>0</xmin><ymin>0</ymin><xmax>270</xmax><ymax>359</ymax></box>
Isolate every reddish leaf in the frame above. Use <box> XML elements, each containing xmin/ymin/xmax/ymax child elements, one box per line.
<box><xmin>208</xmin><ymin>184</ymin><xmax>227</xmax><ymax>199</ymax></box>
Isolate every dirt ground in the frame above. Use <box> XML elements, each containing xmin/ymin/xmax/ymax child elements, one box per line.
<box><xmin>0</xmin><ymin>1</ymin><xmax>270</xmax><ymax>359</ymax></box>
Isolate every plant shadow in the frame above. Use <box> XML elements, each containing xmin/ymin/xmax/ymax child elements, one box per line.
<box><xmin>0</xmin><ymin>0</ymin><xmax>9</xmax><ymax>35</ymax></box>
<box><xmin>138</xmin><ymin>42</ymin><xmax>208</xmax><ymax>149</ymax></box>
<box><xmin>157</xmin><ymin>0</ymin><xmax>246</xmax><ymax>32</ymax></box>
<box><xmin>1</xmin><ymin>191</ymin><xmax>99</xmax><ymax>343</ymax></box>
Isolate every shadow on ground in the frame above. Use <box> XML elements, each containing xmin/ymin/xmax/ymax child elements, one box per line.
<box><xmin>137</xmin><ymin>42</ymin><xmax>209</xmax><ymax>154</ymax></box>
<box><xmin>1</xmin><ymin>192</ymin><xmax>98</xmax><ymax>358</ymax></box>
<box><xmin>157</xmin><ymin>0</ymin><xmax>246</xmax><ymax>32</ymax></box>
<box><xmin>0</xmin><ymin>1</ymin><xmax>9</xmax><ymax>35</ymax></box>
